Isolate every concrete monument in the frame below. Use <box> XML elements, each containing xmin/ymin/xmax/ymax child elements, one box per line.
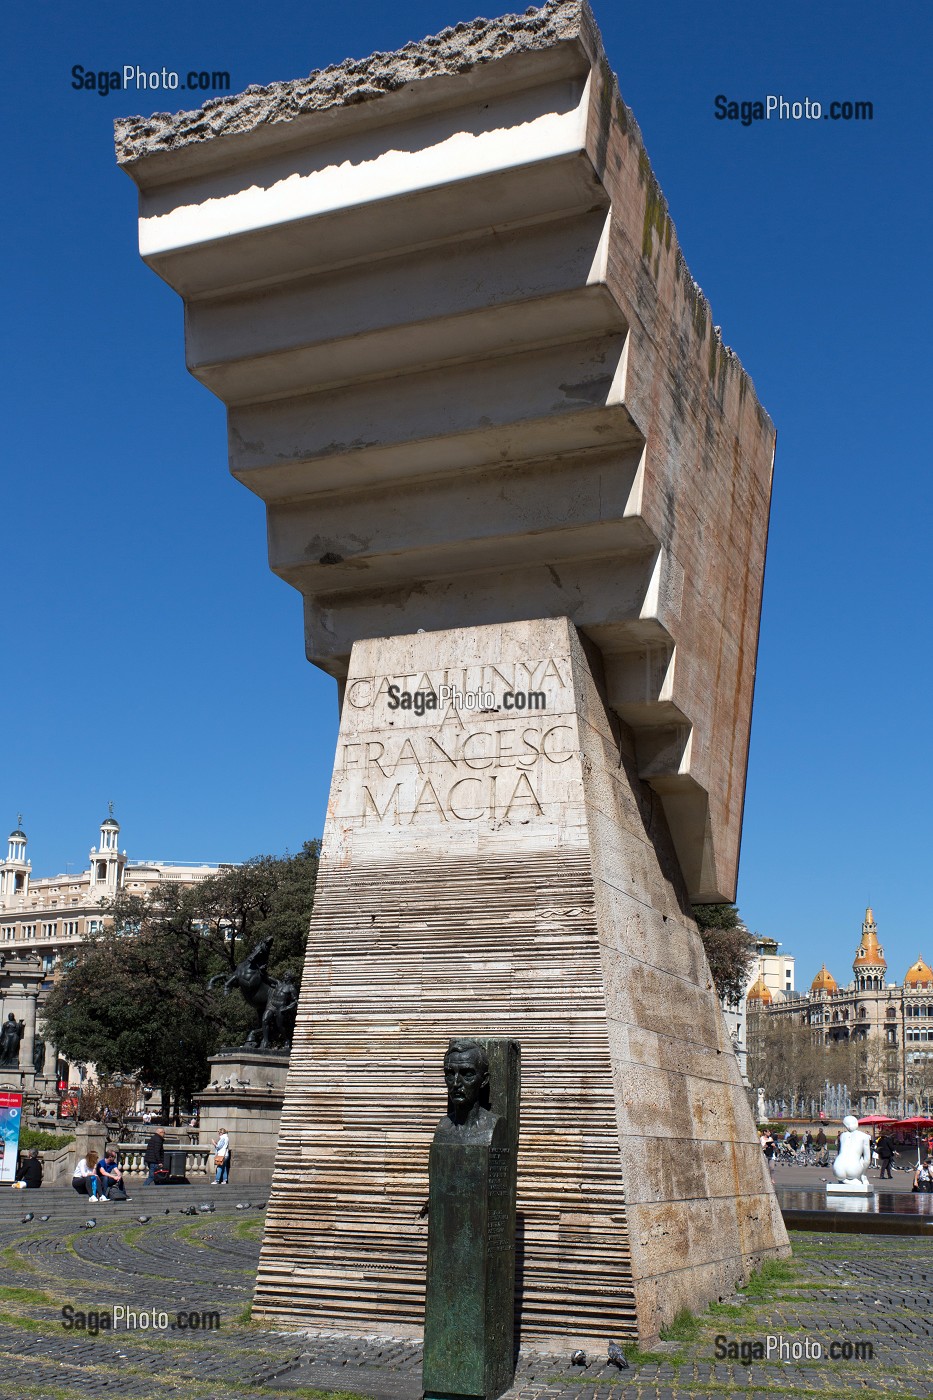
<box><xmin>116</xmin><ymin>0</ymin><xmax>788</xmax><ymax>1344</ymax></box>
<box><xmin>424</xmin><ymin>1038</ymin><xmax>520</xmax><ymax>1400</ymax></box>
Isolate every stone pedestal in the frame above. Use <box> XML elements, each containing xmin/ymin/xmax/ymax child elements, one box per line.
<box><xmin>250</xmin><ymin>620</ymin><xmax>787</xmax><ymax>1345</ymax></box>
<box><xmin>826</xmin><ymin>1180</ymin><xmax>874</xmax><ymax>1196</ymax></box>
<box><xmin>0</xmin><ymin>954</ymin><xmax>43</xmax><ymax>1094</ymax></box>
<box><xmin>193</xmin><ymin>1050</ymin><xmax>288</xmax><ymax>1184</ymax></box>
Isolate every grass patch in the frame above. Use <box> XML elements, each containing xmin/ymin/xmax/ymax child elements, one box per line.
<box><xmin>706</xmin><ymin>1301</ymin><xmax>746</xmax><ymax>1318</ymax></box>
<box><xmin>659</xmin><ymin>1306</ymin><xmax>701</xmax><ymax>1344</ymax></box>
<box><xmin>0</xmin><ymin>1285</ymin><xmax>56</xmax><ymax>1306</ymax></box>
<box><xmin>0</xmin><ymin>1309</ymin><xmax>45</xmax><ymax>1331</ymax></box>
<box><xmin>737</xmin><ymin>1256</ymin><xmax>796</xmax><ymax>1297</ymax></box>
<box><xmin>234</xmin><ymin>1217</ymin><xmax>263</xmax><ymax>1240</ymax></box>
<box><xmin>0</xmin><ymin>1245</ymin><xmax>37</xmax><ymax>1274</ymax></box>
<box><xmin>235</xmin><ymin>1303</ymin><xmax>252</xmax><ymax>1325</ymax></box>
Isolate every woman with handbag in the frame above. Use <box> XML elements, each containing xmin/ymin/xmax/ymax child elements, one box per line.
<box><xmin>211</xmin><ymin>1129</ymin><xmax>230</xmax><ymax>1185</ymax></box>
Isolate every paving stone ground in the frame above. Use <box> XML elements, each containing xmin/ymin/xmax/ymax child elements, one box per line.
<box><xmin>0</xmin><ymin>1183</ymin><xmax>931</xmax><ymax>1400</ymax></box>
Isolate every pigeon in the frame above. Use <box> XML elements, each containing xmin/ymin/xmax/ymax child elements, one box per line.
<box><xmin>164</xmin><ymin>1208</ymin><xmax>171</xmax><ymax>1215</ymax></box>
<box><xmin>199</xmin><ymin>1203</ymin><xmax>215</xmax><ymax>1213</ymax></box>
<box><xmin>83</xmin><ymin>1219</ymin><xmax>97</xmax><ymax>1229</ymax></box>
<box><xmin>181</xmin><ymin>1206</ymin><xmax>198</xmax><ymax>1216</ymax></box>
<box><xmin>136</xmin><ymin>1216</ymin><xmax>151</xmax><ymax>1224</ymax></box>
<box><xmin>235</xmin><ymin>1203</ymin><xmax>249</xmax><ymax>1210</ymax></box>
<box><xmin>570</xmin><ymin>1350</ymin><xmax>587</xmax><ymax>1367</ymax></box>
<box><xmin>40</xmin><ymin>1215</ymin><xmax>51</xmax><ymax>1222</ymax></box>
<box><xmin>607</xmin><ymin>1342</ymin><xmax>629</xmax><ymax>1370</ymax></box>
<box><xmin>20</xmin><ymin>1213</ymin><xmax>34</xmax><ymax>1223</ymax></box>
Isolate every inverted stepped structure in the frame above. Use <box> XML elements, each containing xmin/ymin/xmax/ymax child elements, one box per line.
<box><xmin>116</xmin><ymin>0</ymin><xmax>787</xmax><ymax>1347</ymax></box>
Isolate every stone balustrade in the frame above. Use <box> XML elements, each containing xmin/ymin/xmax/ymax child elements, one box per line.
<box><xmin>115</xmin><ymin>1143</ymin><xmax>213</xmax><ymax>1178</ymax></box>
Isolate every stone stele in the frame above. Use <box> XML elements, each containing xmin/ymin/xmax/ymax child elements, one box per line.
<box><xmin>115</xmin><ymin>0</ymin><xmax>788</xmax><ymax>1345</ymax></box>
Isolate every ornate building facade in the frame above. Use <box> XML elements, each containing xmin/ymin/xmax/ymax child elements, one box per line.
<box><xmin>749</xmin><ymin>908</ymin><xmax>933</xmax><ymax>1117</ymax></box>
<box><xmin>0</xmin><ymin>812</ymin><xmax>228</xmax><ymax>1101</ymax></box>
<box><xmin>0</xmin><ymin>811</ymin><xmax>225</xmax><ymax>970</ymax></box>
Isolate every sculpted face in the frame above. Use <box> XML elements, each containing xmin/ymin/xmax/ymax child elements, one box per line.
<box><xmin>444</xmin><ymin>1048</ymin><xmax>485</xmax><ymax>1112</ymax></box>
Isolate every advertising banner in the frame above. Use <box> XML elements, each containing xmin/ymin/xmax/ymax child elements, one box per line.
<box><xmin>0</xmin><ymin>1091</ymin><xmax>24</xmax><ymax>1185</ymax></box>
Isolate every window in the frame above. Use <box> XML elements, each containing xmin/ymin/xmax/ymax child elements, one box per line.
<box><xmin>22</xmin><ymin>924</ymin><xmax>36</xmax><ymax>939</ymax></box>
<box><xmin>1</xmin><ymin>926</ymin><xmax>14</xmax><ymax>941</ymax></box>
<box><xmin>42</xmin><ymin>922</ymin><xmax>56</xmax><ymax>939</ymax></box>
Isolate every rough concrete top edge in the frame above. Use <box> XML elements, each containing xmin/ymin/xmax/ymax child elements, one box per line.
<box><xmin>114</xmin><ymin>0</ymin><xmax>597</xmax><ymax>166</ymax></box>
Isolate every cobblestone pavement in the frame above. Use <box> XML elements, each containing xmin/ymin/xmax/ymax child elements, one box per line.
<box><xmin>0</xmin><ymin>1187</ymin><xmax>931</xmax><ymax>1400</ymax></box>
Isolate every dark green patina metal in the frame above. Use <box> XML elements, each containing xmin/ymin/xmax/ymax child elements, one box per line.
<box><xmin>423</xmin><ymin>1037</ymin><xmax>520</xmax><ymax>1400</ymax></box>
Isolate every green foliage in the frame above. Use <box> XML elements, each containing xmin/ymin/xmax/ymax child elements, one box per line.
<box><xmin>18</xmin><ymin>1129</ymin><xmax>74</xmax><ymax>1152</ymax></box>
<box><xmin>738</xmin><ymin>1256</ymin><xmax>796</xmax><ymax>1297</ymax></box>
<box><xmin>659</xmin><ymin>1306</ymin><xmax>701</xmax><ymax>1343</ymax></box>
<box><xmin>692</xmin><ymin>902</ymin><xmax>755</xmax><ymax>1003</ymax></box>
<box><xmin>40</xmin><ymin>841</ymin><xmax>319</xmax><ymax>1110</ymax></box>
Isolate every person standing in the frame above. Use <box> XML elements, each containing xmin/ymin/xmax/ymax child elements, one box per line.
<box><xmin>211</xmin><ymin>1128</ymin><xmax>230</xmax><ymax>1185</ymax></box>
<box><xmin>143</xmin><ymin>1126</ymin><xmax>165</xmax><ymax>1185</ymax></box>
<box><xmin>815</xmin><ymin>1126</ymin><xmax>828</xmax><ymax>1167</ymax></box>
<box><xmin>877</xmin><ymin>1130</ymin><xmax>895</xmax><ymax>1180</ymax></box>
<box><xmin>760</xmin><ymin>1129</ymin><xmax>776</xmax><ymax>1182</ymax></box>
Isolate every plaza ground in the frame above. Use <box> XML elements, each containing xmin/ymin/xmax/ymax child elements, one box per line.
<box><xmin>0</xmin><ymin>1177</ymin><xmax>930</xmax><ymax>1400</ymax></box>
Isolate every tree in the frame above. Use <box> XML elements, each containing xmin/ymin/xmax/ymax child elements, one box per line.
<box><xmin>692</xmin><ymin>902</ymin><xmax>755</xmax><ymax>1004</ymax></box>
<box><xmin>40</xmin><ymin>841</ymin><xmax>319</xmax><ymax>1118</ymax></box>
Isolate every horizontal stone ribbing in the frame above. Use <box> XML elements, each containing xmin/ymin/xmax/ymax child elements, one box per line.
<box><xmin>253</xmin><ymin>850</ymin><xmax>638</xmax><ymax>1339</ymax></box>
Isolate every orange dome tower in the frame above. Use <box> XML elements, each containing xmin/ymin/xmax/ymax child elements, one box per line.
<box><xmin>853</xmin><ymin>906</ymin><xmax>887</xmax><ymax>990</ymax></box>
<box><xmin>810</xmin><ymin>964</ymin><xmax>838</xmax><ymax>995</ymax></box>
<box><xmin>747</xmin><ymin>975</ymin><xmax>773</xmax><ymax>1006</ymax></box>
<box><xmin>904</xmin><ymin>956</ymin><xmax>933</xmax><ymax>990</ymax></box>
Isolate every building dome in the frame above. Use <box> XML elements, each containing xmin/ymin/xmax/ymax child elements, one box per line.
<box><xmin>905</xmin><ymin>956</ymin><xmax>933</xmax><ymax>989</ymax></box>
<box><xmin>101</xmin><ymin>816</ymin><xmax>119</xmax><ymax>829</ymax></box>
<box><xmin>8</xmin><ymin>828</ymin><xmax>26</xmax><ymax>842</ymax></box>
<box><xmin>811</xmin><ymin>964</ymin><xmax>838</xmax><ymax>994</ymax></box>
<box><xmin>747</xmin><ymin>975</ymin><xmax>772</xmax><ymax>1005</ymax></box>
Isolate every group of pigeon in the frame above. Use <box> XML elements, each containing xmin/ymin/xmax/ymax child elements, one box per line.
<box><xmin>23</xmin><ymin>1200</ymin><xmax>267</xmax><ymax>1231</ymax></box>
<box><xmin>569</xmin><ymin>1344</ymin><xmax>629</xmax><ymax>1371</ymax></box>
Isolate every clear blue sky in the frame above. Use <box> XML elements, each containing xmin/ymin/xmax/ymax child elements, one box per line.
<box><xmin>4</xmin><ymin>1</ymin><xmax>930</xmax><ymax>989</ymax></box>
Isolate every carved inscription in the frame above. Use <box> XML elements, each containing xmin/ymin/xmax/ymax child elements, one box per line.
<box><xmin>487</xmin><ymin>1146</ymin><xmax>510</xmax><ymax>1250</ymax></box>
<box><xmin>344</xmin><ymin>724</ymin><xmax>575</xmax><ymax>825</ymax></box>
<box><xmin>340</xmin><ymin>656</ymin><xmax>577</xmax><ymax>827</ymax></box>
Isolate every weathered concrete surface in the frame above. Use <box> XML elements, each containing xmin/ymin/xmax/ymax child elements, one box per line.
<box><xmin>116</xmin><ymin>0</ymin><xmax>775</xmax><ymax>904</ymax></box>
<box><xmin>115</xmin><ymin>2</ymin><xmax>594</xmax><ymax>165</ymax></box>
<box><xmin>251</xmin><ymin>620</ymin><xmax>788</xmax><ymax>1346</ymax></box>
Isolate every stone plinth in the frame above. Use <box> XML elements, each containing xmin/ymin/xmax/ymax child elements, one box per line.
<box><xmin>251</xmin><ymin>620</ymin><xmax>787</xmax><ymax>1344</ymax></box>
<box><xmin>0</xmin><ymin>952</ymin><xmax>44</xmax><ymax>1093</ymax></box>
<box><xmin>193</xmin><ymin>1050</ymin><xmax>288</xmax><ymax>1184</ymax></box>
<box><xmin>115</xmin><ymin>0</ymin><xmax>775</xmax><ymax>905</ymax></box>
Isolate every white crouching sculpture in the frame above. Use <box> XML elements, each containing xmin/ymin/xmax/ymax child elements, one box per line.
<box><xmin>826</xmin><ymin>1114</ymin><xmax>874</xmax><ymax>1195</ymax></box>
